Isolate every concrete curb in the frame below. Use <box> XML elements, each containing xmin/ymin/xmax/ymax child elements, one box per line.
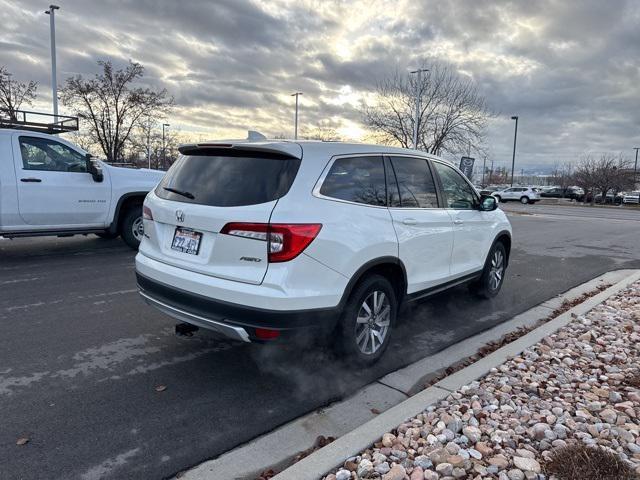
<box><xmin>272</xmin><ymin>269</ymin><xmax>640</xmax><ymax>480</ymax></box>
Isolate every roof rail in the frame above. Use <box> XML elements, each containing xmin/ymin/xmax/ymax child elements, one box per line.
<box><xmin>0</xmin><ymin>109</ymin><xmax>79</xmax><ymax>134</ymax></box>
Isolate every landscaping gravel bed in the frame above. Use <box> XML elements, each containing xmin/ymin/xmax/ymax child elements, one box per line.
<box><xmin>323</xmin><ymin>281</ymin><xmax>640</xmax><ymax>480</ymax></box>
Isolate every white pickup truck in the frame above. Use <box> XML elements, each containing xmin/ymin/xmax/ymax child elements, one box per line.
<box><xmin>0</xmin><ymin>128</ymin><xmax>164</xmax><ymax>249</ymax></box>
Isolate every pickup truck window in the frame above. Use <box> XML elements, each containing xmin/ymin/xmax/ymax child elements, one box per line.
<box><xmin>19</xmin><ymin>136</ymin><xmax>87</xmax><ymax>173</ymax></box>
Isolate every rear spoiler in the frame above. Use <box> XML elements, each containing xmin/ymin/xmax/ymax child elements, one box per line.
<box><xmin>178</xmin><ymin>141</ymin><xmax>302</xmax><ymax>159</ymax></box>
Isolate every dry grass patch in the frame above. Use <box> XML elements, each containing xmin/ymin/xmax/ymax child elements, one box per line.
<box><xmin>544</xmin><ymin>444</ymin><xmax>638</xmax><ymax>480</ymax></box>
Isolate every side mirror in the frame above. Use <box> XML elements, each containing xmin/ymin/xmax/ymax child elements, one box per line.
<box><xmin>86</xmin><ymin>154</ymin><xmax>104</xmax><ymax>183</ymax></box>
<box><xmin>479</xmin><ymin>194</ymin><xmax>498</xmax><ymax>211</ymax></box>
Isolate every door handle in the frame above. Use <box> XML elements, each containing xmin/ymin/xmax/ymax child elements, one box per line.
<box><xmin>453</xmin><ymin>218</ymin><xmax>464</xmax><ymax>225</ymax></box>
<box><xmin>402</xmin><ymin>218</ymin><xmax>417</xmax><ymax>225</ymax></box>
<box><xmin>20</xmin><ymin>178</ymin><xmax>42</xmax><ymax>182</ymax></box>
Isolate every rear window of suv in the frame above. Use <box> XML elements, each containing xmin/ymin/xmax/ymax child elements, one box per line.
<box><xmin>156</xmin><ymin>152</ymin><xmax>301</xmax><ymax>207</ymax></box>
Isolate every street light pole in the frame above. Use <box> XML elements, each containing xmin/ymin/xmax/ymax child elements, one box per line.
<box><xmin>489</xmin><ymin>158</ymin><xmax>494</xmax><ymax>184</ymax></box>
<box><xmin>510</xmin><ymin>115</ymin><xmax>519</xmax><ymax>187</ymax></box>
<box><xmin>634</xmin><ymin>147</ymin><xmax>639</xmax><ymax>186</ymax></box>
<box><xmin>409</xmin><ymin>68</ymin><xmax>429</xmax><ymax>149</ymax></box>
<box><xmin>162</xmin><ymin>123</ymin><xmax>169</xmax><ymax>170</ymax></box>
<box><xmin>45</xmin><ymin>5</ymin><xmax>60</xmax><ymax>119</ymax></box>
<box><xmin>481</xmin><ymin>156</ymin><xmax>487</xmax><ymax>187</ymax></box>
<box><xmin>291</xmin><ymin>92</ymin><xmax>302</xmax><ymax>139</ymax></box>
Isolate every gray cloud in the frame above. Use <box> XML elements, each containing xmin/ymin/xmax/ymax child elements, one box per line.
<box><xmin>0</xmin><ymin>0</ymin><xmax>638</xmax><ymax>169</ymax></box>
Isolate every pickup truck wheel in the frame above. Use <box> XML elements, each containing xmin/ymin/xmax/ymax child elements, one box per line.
<box><xmin>337</xmin><ymin>275</ymin><xmax>396</xmax><ymax>365</ymax></box>
<box><xmin>95</xmin><ymin>231</ymin><xmax>119</xmax><ymax>240</ymax></box>
<box><xmin>121</xmin><ymin>206</ymin><xmax>143</xmax><ymax>250</ymax></box>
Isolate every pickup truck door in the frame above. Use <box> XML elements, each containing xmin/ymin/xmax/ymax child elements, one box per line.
<box><xmin>12</xmin><ymin>134</ymin><xmax>111</xmax><ymax>227</ymax></box>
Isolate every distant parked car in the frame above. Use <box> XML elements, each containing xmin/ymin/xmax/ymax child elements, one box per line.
<box><xmin>540</xmin><ymin>187</ymin><xmax>584</xmax><ymax>201</ymax></box>
<box><xmin>594</xmin><ymin>192</ymin><xmax>624</xmax><ymax>205</ymax></box>
<box><xmin>622</xmin><ymin>191</ymin><xmax>640</xmax><ymax>205</ymax></box>
<box><xmin>478</xmin><ymin>186</ymin><xmax>502</xmax><ymax>196</ymax></box>
<box><xmin>493</xmin><ymin>187</ymin><xmax>540</xmax><ymax>204</ymax></box>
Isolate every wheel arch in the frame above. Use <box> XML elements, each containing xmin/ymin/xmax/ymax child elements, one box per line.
<box><xmin>490</xmin><ymin>230</ymin><xmax>512</xmax><ymax>267</ymax></box>
<box><xmin>108</xmin><ymin>192</ymin><xmax>148</xmax><ymax>234</ymax></box>
<box><xmin>338</xmin><ymin>257</ymin><xmax>408</xmax><ymax>309</ymax></box>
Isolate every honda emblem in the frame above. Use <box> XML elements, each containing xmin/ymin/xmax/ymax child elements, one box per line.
<box><xmin>175</xmin><ymin>210</ymin><xmax>185</xmax><ymax>223</ymax></box>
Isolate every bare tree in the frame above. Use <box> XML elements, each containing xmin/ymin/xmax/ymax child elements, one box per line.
<box><xmin>60</xmin><ymin>60</ymin><xmax>172</xmax><ymax>163</ymax></box>
<box><xmin>573</xmin><ymin>153</ymin><xmax>632</xmax><ymax>204</ymax></box>
<box><xmin>126</xmin><ymin>119</ymin><xmax>180</xmax><ymax>169</ymax></box>
<box><xmin>362</xmin><ymin>62</ymin><xmax>492</xmax><ymax>155</ymax></box>
<box><xmin>0</xmin><ymin>66</ymin><xmax>37</xmax><ymax>120</ymax></box>
<box><xmin>550</xmin><ymin>161</ymin><xmax>574</xmax><ymax>196</ymax></box>
<box><xmin>300</xmin><ymin>123</ymin><xmax>343</xmax><ymax>142</ymax></box>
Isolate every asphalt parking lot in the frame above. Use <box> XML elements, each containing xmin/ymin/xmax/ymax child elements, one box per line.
<box><xmin>2</xmin><ymin>204</ymin><xmax>640</xmax><ymax>480</ymax></box>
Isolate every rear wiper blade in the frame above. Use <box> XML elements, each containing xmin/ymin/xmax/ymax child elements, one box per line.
<box><xmin>163</xmin><ymin>187</ymin><xmax>195</xmax><ymax>199</ymax></box>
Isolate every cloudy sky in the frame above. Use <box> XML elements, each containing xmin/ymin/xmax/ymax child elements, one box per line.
<box><xmin>1</xmin><ymin>0</ymin><xmax>639</xmax><ymax>170</ymax></box>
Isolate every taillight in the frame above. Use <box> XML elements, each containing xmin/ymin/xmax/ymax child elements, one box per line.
<box><xmin>267</xmin><ymin>224</ymin><xmax>322</xmax><ymax>262</ymax></box>
<box><xmin>220</xmin><ymin>223</ymin><xmax>322</xmax><ymax>262</ymax></box>
<box><xmin>143</xmin><ymin>205</ymin><xmax>153</xmax><ymax>220</ymax></box>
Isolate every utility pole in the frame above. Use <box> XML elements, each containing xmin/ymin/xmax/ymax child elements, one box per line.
<box><xmin>45</xmin><ymin>5</ymin><xmax>60</xmax><ymax>119</ymax></box>
<box><xmin>481</xmin><ymin>156</ymin><xmax>487</xmax><ymax>187</ymax></box>
<box><xmin>634</xmin><ymin>147</ymin><xmax>639</xmax><ymax>186</ymax></box>
<box><xmin>291</xmin><ymin>92</ymin><xmax>302</xmax><ymax>139</ymax></box>
<box><xmin>510</xmin><ymin>115</ymin><xmax>519</xmax><ymax>187</ymax></box>
<box><xmin>489</xmin><ymin>158</ymin><xmax>495</xmax><ymax>184</ymax></box>
<box><xmin>162</xmin><ymin>123</ymin><xmax>169</xmax><ymax>170</ymax></box>
<box><xmin>409</xmin><ymin>68</ymin><xmax>429</xmax><ymax>149</ymax></box>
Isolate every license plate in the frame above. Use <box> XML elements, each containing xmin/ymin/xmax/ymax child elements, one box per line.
<box><xmin>171</xmin><ymin>228</ymin><xmax>202</xmax><ymax>255</ymax></box>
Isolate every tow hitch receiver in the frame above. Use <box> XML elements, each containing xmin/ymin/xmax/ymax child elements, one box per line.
<box><xmin>175</xmin><ymin>322</ymin><xmax>199</xmax><ymax>337</ymax></box>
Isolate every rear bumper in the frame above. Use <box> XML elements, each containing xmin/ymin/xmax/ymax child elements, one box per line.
<box><xmin>136</xmin><ymin>272</ymin><xmax>341</xmax><ymax>341</ymax></box>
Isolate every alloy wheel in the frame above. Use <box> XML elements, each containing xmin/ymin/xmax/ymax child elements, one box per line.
<box><xmin>489</xmin><ymin>249</ymin><xmax>504</xmax><ymax>291</ymax></box>
<box><xmin>354</xmin><ymin>290</ymin><xmax>391</xmax><ymax>355</ymax></box>
<box><xmin>132</xmin><ymin>216</ymin><xmax>144</xmax><ymax>242</ymax></box>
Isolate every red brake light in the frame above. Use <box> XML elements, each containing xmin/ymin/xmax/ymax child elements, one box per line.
<box><xmin>255</xmin><ymin>328</ymin><xmax>280</xmax><ymax>340</ymax></box>
<box><xmin>143</xmin><ymin>205</ymin><xmax>153</xmax><ymax>220</ymax></box>
<box><xmin>267</xmin><ymin>224</ymin><xmax>322</xmax><ymax>262</ymax></box>
<box><xmin>220</xmin><ymin>223</ymin><xmax>322</xmax><ymax>262</ymax></box>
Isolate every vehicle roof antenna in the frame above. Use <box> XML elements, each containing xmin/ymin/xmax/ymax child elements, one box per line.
<box><xmin>247</xmin><ymin>130</ymin><xmax>267</xmax><ymax>141</ymax></box>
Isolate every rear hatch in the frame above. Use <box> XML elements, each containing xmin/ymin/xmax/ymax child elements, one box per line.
<box><xmin>143</xmin><ymin>144</ymin><xmax>302</xmax><ymax>284</ymax></box>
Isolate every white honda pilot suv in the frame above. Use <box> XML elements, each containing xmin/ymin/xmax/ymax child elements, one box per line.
<box><xmin>136</xmin><ymin>141</ymin><xmax>512</xmax><ymax>364</ymax></box>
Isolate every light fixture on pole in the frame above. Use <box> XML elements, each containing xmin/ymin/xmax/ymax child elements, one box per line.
<box><xmin>291</xmin><ymin>92</ymin><xmax>302</xmax><ymax>139</ymax></box>
<box><xmin>510</xmin><ymin>115</ymin><xmax>519</xmax><ymax>187</ymax></box>
<box><xmin>44</xmin><ymin>5</ymin><xmax>60</xmax><ymax>119</ymax></box>
<box><xmin>162</xmin><ymin>123</ymin><xmax>170</xmax><ymax>170</ymax></box>
<box><xmin>409</xmin><ymin>68</ymin><xmax>429</xmax><ymax>149</ymax></box>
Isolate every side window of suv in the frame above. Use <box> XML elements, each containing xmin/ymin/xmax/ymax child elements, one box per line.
<box><xmin>19</xmin><ymin>136</ymin><xmax>87</xmax><ymax>172</ymax></box>
<box><xmin>388</xmin><ymin>156</ymin><xmax>438</xmax><ymax>208</ymax></box>
<box><xmin>432</xmin><ymin>162</ymin><xmax>478</xmax><ymax>210</ymax></box>
<box><xmin>319</xmin><ymin>156</ymin><xmax>386</xmax><ymax>206</ymax></box>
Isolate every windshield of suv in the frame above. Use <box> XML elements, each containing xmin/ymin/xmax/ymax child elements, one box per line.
<box><xmin>156</xmin><ymin>152</ymin><xmax>301</xmax><ymax>207</ymax></box>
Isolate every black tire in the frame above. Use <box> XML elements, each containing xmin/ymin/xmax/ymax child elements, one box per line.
<box><xmin>120</xmin><ymin>206</ymin><xmax>143</xmax><ymax>250</ymax></box>
<box><xmin>520</xmin><ymin>196</ymin><xmax>530</xmax><ymax>204</ymax></box>
<box><xmin>95</xmin><ymin>231</ymin><xmax>119</xmax><ymax>240</ymax></box>
<box><xmin>336</xmin><ymin>275</ymin><xmax>397</xmax><ymax>365</ymax></box>
<box><xmin>470</xmin><ymin>242</ymin><xmax>507</xmax><ymax>299</ymax></box>
<box><xmin>494</xmin><ymin>195</ymin><xmax>503</xmax><ymax>203</ymax></box>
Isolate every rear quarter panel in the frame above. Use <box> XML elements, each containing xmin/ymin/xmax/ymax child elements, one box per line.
<box><xmin>270</xmin><ymin>148</ymin><xmax>398</xmax><ymax>281</ymax></box>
